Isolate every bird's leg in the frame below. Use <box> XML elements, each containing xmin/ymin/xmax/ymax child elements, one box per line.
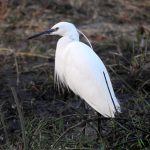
<box><xmin>82</xmin><ymin>102</ymin><xmax>88</xmax><ymax>135</ymax></box>
<box><xmin>97</xmin><ymin>112</ymin><xmax>102</xmax><ymax>137</ymax></box>
<box><xmin>96</xmin><ymin>113</ymin><xmax>104</xmax><ymax>143</ymax></box>
<box><xmin>63</xmin><ymin>89</ymin><xmax>69</xmax><ymax>102</ymax></box>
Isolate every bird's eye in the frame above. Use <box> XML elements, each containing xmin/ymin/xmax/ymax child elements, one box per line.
<box><xmin>55</xmin><ymin>27</ymin><xmax>59</xmax><ymax>31</ymax></box>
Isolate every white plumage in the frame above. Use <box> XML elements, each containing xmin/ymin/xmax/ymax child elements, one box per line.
<box><xmin>28</xmin><ymin>22</ymin><xmax>121</xmax><ymax>117</ymax></box>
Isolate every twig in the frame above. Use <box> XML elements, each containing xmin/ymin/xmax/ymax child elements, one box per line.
<box><xmin>13</xmin><ymin>53</ymin><xmax>20</xmax><ymax>86</ymax></box>
<box><xmin>16</xmin><ymin>52</ymin><xmax>52</xmax><ymax>60</ymax></box>
<box><xmin>108</xmin><ymin>65</ymin><xmax>139</xmax><ymax>94</ymax></box>
<box><xmin>53</xmin><ymin>100</ymin><xmax>99</xmax><ymax>134</ymax></box>
<box><xmin>0</xmin><ymin>48</ymin><xmax>13</xmax><ymax>53</ymax></box>
<box><xmin>52</xmin><ymin>117</ymin><xmax>99</xmax><ymax>149</ymax></box>
<box><xmin>114</xmin><ymin>117</ymin><xmax>150</xmax><ymax>135</ymax></box>
<box><xmin>32</xmin><ymin>63</ymin><xmax>51</xmax><ymax>69</ymax></box>
<box><xmin>11</xmin><ymin>87</ymin><xmax>27</xmax><ymax>150</ymax></box>
<box><xmin>52</xmin><ymin>120</ymin><xmax>85</xmax><ymax>148</ymax></box>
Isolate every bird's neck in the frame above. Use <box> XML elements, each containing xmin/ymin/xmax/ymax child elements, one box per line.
<box><xmin>56</xmin><ymin>37</ymin><xmax>74</xmax><ymax>51</ymax></box>
<box><xmin>62</xmin><ymin>29</ymin><xmax>79</xmax><ymax>41</ymax></box>
<box><xmin>56</xmin><ymin>31</ymin><xmax>79</xmax><ymax>52</ymax></box>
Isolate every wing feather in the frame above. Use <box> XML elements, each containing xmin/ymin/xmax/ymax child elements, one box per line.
<box><xmin>56</xmin><ymin>41</ymin><xmax>120</xmax><ymax>117</ymax></box>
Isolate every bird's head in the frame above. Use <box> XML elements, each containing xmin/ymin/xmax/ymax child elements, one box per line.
<box><xmin>27</xmin><ymin>22</ymin><xmax>79</xmax><ymax>40</ymax></box>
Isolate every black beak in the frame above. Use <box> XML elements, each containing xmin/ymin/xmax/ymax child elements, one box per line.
<box><xmin>27</xmin><ymin>28</ymin><xmax>55</xmax><ymax>40</ymax></box>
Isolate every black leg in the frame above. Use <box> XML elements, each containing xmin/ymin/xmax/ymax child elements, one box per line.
<box><xmin>97</xmin><ymin>112</ymin><xmax>102</xmax><ymax>135</ymax></box>
<box><xmin>82</xmin><ymin>102</ymin><xmax>88</xmax><ymax>135</ymax></box>
<box><xmin>96</xmin><ymin>113</ymin><xmax>104</xmax><ymax>142</ymax></box>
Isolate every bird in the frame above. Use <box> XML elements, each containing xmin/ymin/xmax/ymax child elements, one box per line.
<box><xmin>27</xmin><ymin>22</ymin><xmax>121</xmax><ymax>118</ymax></box>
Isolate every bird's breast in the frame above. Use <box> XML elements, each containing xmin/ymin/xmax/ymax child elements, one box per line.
<box><xmin>54</xmin><ymin>37</ymin><xmax>76</xmax><ymax>85</ymax></box>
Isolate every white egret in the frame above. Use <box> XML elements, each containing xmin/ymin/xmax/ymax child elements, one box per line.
<box><xmin>27</xmin><ymin>22</ymin><xmax>121</xmax><ymax>118</ymax></box>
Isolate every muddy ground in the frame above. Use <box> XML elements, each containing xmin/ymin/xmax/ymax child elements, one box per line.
<box><xmin>0</xmin><ymin>0</ymin><xmax>150</xmax><ymax>150</ymax></box>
